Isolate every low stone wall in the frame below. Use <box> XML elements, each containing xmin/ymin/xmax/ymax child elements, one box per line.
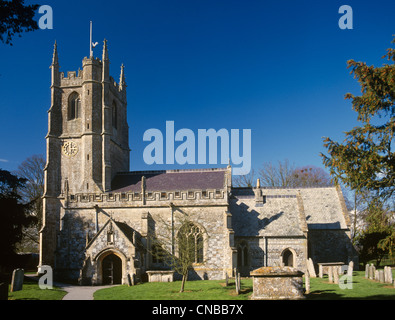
<box><xmin>250</xmin><ymin>267</ymin><xmax>304</xmax><ymax>300</ymax></box>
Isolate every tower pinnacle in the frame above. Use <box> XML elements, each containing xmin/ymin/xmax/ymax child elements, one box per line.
<box><xmin>52</xmin><ymin>40</ymin><xmax>59</xmax><ymax>65</ymax></box>
<box><xmin>103</xmin><ymin>39</ymin><xmax>109</xmax><ymax>61</ymax></box>
<box><xmin>119</xmin><ymin>64</ymin><xmax>126</xmax><ymax>90</ymax></box>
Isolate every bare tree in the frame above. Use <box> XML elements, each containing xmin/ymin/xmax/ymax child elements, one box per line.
<box><xmin>259</xmin><ymin>159</ymin><xmax>296</xmax><ymax>187</ymax></box>
<box><xmin>290</xmin><ymin>166</ymin><xmax>332</xmax><ymax>188</ymax></box>
<box><xmin>13</xmin><ymin>154</ymin><xmax>45</xmax><ymax>252</ymax></box>
<box><xmin>149</xmin><ymin>212</ymin><xmax>207</xmax><ymax>293</ymax></box>
<box><xmin>233</xmin><ymin>169</ymin><xmax>256</xmax><ymax>187</ymax></box>
<box><xmin>257</xmin><ymin>160</ymin><xmax>332</xmax><ymax>188</ymax></box>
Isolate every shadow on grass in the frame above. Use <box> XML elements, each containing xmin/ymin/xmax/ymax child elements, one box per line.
<box><xmin>306</xmin><ymin>274</ymin><xmax>395</xmax><ymax>300</ymax></box>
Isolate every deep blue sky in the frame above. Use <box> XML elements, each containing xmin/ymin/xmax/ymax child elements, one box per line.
<box><xmin>1</xmin><ymin>0</ymin><xmax>394</xmax><ymax>176</ymax></box>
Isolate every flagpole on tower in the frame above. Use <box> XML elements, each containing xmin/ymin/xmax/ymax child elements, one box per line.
<box><xmin>90</xmin><ymin>21</ymin><xmax>93</xmax><ymax>58</ymax></box>
<box><xmin>90</xmin><ymin>21</ymin><xmax>99</xmax><ymax>58</ymax></box>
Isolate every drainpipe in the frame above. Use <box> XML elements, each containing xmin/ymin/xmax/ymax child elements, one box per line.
<box><xmin>263</xmin><ymin>236</ymin><xmax>267</xmax><ymax>266</ymax></box>
<box><xmin>170</xmin><ymin>202</ymin><xmax>174</xmax><ymax>255</ymax></box>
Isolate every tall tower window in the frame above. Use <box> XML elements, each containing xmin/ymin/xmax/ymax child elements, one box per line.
<box><xmin>68</xmin><ymin>92</ymin><xmax>80</xmax><ymax>120</ymax></box>
<box><xmin>112</xmin><ymin>102</ymin><xmax>118</xmax><ymax>129</ymax></box>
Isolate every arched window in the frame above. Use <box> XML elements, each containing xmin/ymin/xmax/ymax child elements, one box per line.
<box><xmin>68</xmin><ymin>92</ymin><xmax>80</xmax><ymax>120</ymax></box>
<box><xmin>282</xmin><ymin>248</ymin><xmax>294</xmax><ymax>267</ymax></box>
<box><xmin>237</xmin><ymin>241</ymin><xmax>249</xmax><ymax>267</ymax></box>
<box><xmin>112</xmin><ymin>102</ymin><xmax>118</xmax><ymax>129</ymax></box>
<box><xmin>178</xmin><ymin>223</ymin><xmax>204</xmax><ymax>263</ymax></box>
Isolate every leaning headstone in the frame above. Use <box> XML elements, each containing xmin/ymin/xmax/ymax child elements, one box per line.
<box><xmin>365</xmin><ymin>264</ymin><xmax>369</xmax><ymax>278</ymax></box>
<box><xmin>307</xmin><ymin>258</ymin><xmax>316</xmax><ymax>278</ymax></box>
<box><xmin>305</xmin><ymin>270</ymin><xmax>310</xmax><ymax>294</ymax></box>
<box><xmin>235</xmin><ymin>272</ymin><xmax>240</xmax><ymax>295</ymax></box>
<box><xmin>225</xmin><ymin>272</ymin><xmax>229</xmax><ymax>287</ymax></box>
<box><xmin>11</xmin><ymin>269</ymin><xmax>24</xmax><ymax>292</ymax></box>
<box><xmin>375</xmin><ymin>270</ymin><xmax>379</xmax><ymax>281</ymax></box>
<box><xmin>379</xmin><ymin>270</ymin><xmax>384</xmax><ymax>283</ymax></box>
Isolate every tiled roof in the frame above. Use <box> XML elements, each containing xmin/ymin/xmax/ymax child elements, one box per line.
<box><xmin>298</xmin><ymin>187</ymin><xmax>348</xmax><ymax>229</ymax></box>
<box><xmin>231</xmin><ymin>187</ymin><xmax>349</xmax><ymax>236</ymax></box>
<box><xmin>230</xmin><ymin>192</ymin><xmax>305</xmax><ymax>237</ymax></box>
<box><xmin>111</xmin><ymin>168</ymin><xmax>227</xmax><ymax>193</ymax></box>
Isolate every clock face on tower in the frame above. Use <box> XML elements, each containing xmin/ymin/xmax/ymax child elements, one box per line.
<box><xmin>62</xmin><ymin>141</ymin><xmax>79</xmax><ymax>157</ymax></box>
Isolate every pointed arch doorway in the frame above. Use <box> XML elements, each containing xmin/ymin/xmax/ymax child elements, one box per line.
<box><xmin>102</xmin><ymin>253</ymin><xmax>122</xmax><ymax>285</ymax></box>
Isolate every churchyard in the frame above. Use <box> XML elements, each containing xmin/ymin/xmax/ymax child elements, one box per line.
<box><xmin>6</xmin><ymin>269</ymin><xmax>395</xmax><ymax>300</ymax></box>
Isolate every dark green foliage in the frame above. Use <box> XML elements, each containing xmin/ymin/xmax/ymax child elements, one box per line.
<box><xmin>0</xmin><ymin>0</ymin><xmax>39</xmax><ymax>45</ymax></box>
<box><xmin>321</xmin><ymin>37</ymin><xmax>395</xmax><ymax>264</ymax></box>
<box><xmin>0</xmin><ymin>169</ymin><xmax>35</xmax><ymax>270</ymax></box>
<box><xmin>321</xmin><ymin>37</ymin><xmax>395</xmax><ymax>199</ymax></box>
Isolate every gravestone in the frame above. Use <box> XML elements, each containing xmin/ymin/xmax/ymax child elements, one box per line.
<box><xmin>234</xmin><ymin>272</ymin><xmax>241</xmax><ymax>295</ymax></box>
<box><xmin>11</xmin><ymin>269</ymin><xmax>24</xmax><ymax>292</ymax></box>
<box><xmin>347</xmin><ymin>261</ymin><xmax>354</xmax><ymax>277</ymax></box>
<box><xmin>387</xmin><ymin>267</ymin><xmax>393</xmax><ymax>284</ymax></box>
<box><xmin>369</xmin><ymin>265</ymin><xmax>375</xmax><ymax>280</ymax></box>
<box><xmin>378</xmin><ymin>270</ymin><xmax>384</xmax><ymax>283</ymax></box>
<box><xmin>384</xmin><ymin>266</ymin><xmax>393</xmax><ymax>284</ymax></box>
<box><xmin>383</xmin><ymin>266</ymin><xmax>388</xmax><ymax>283</ymax></box>
<box><xmin>307</xmin><ymin>258</ymin><xmax>316</xmax><ymax>278</ymax></box>
<box><xmin>375</xmin><ymin>270</ymin><xmax>379</xmax><ymax>281</ymax></box>
<box><xmin>365</xmin><ymin>264</ymin><xmax>369</xmax><ymax>278</ymax></box>
<box><xmin>305</xmin><ymin>270</ymin><xmax>310</xmax><ymax>294</ymax></box>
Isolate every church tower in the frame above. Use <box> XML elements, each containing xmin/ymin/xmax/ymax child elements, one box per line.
<box><xmin>39</xmin><ymin>40</ymin><xmax>130</xmax><ymax>269</ymax></box>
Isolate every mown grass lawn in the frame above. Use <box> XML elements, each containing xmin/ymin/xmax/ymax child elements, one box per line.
<box><xmin>7</xmin><ymin>276</ymin><xmax>67</xmax><ymax>300</ymax></box>
<box><xmin>6</xmin><ymin>270</ymin><xmax>395</xmax><ymax>300</ymax></box>
<box><xmin>306</xmin><ymin>271</ymin><xmax>395</xmax><ymax>300</ymax></box>
<box><xmin>94</xmin><ymin>279</ymin><xmax>253</xmax><ymax>300</ymax></box>
<box><xmin>94</xmin><ymin>271</ymin><xmax>395</xmax><ymax>300</ymax></box>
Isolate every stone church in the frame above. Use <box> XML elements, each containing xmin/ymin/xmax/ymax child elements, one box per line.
<box><xmin>39</xmin><ymin>40</ymin><xmax>357</xmax><ymax>285</ymax></box>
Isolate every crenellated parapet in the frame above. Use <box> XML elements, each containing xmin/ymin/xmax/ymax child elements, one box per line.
<box><xmin>64</xmin><ymin>188</ymin><xmax>227</xmax><ymax>208</ymax></box>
